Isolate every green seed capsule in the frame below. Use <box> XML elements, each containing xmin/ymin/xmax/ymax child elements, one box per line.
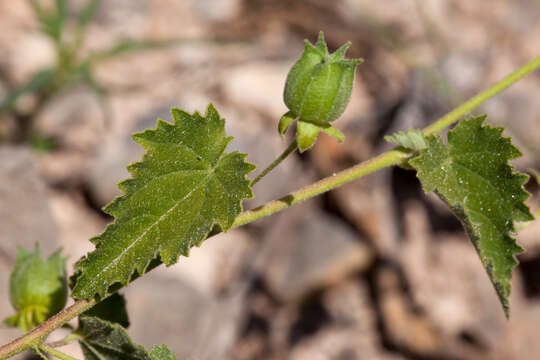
<box><xmin>283</xmin><ymin>31</ymin><xmax>363</xmax><ymax>127</ymax></box>
<box><xmin>279</xmin><ymin>31</ymin><xmax>363</xmax><ymax>152</ymax></box>
<box><xmin>5</xmin><ymin>244</ymin><xmax>67</xmax><ymax>332</ymax></box>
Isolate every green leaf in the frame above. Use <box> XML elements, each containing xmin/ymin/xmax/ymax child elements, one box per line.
<box><xmin>149</xmin><ymin>346</ymin><xmax>176</xmax><ymax>360</ymax></box>
<box><xmin>320</xmin><ymin>124</ymin><xmax>345</xmax><ymax>143</ymax></box>
<box><xmin>409</xmin><ymin>116</ymin><xmax>533</xmax><ymax>316</ymax></box>
<box><xmin>295</xmin><ymin>120</ymin><xmax>344</xmax><ymax>152</ymax></box>
<box><xmin>77</xmin><ymin>0</ymin><xmax>102</xmax><ymax>28</ymax></box>
<box><xmin>81</xmin><ymin>293</ymin><xmax>129</xmax><ymax>328</ymax></box>
<box><xmin>72</xmin><ymin>104</ymin><xmax>255</xmax><ymax>299</ymax></box>
<box><xmin>278</xmin><ymin>110</ymin><xmax>295</xmax><ymax>138</ymax></box>
<box><xmin>27</xmin><ymin>0</ymin><xmax>65</xmax><ymax>42</ymax></box>
<box><xmin>385</xmin><ymin>129</ymin><xmax>427</xmax><ymax>151</ymax></box>
<box><xmin>78</xmin><ymin>316</ymin><xmax>149</xmax><ymax>360</ymax></box>
<box><xmin>296</xmin><ymin>120</ymin><xmax>320</xmax><ymax>152</ymax></box>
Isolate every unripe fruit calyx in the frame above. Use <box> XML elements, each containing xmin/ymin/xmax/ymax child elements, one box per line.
<box><xmin>280</xmin><ymin>31</ymin><xmax>363</xmax><ymax>152</ymax></box>
<box><xmin>4</xmin><ymin>244</ymin><xmax>67</xmax><ymax>332</ymax></box>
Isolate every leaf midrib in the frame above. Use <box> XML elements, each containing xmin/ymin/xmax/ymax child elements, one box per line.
<box><xmin>81</xmin><ymin>172</ymin><xmax>212</xmax><ymax>294</ymax></box>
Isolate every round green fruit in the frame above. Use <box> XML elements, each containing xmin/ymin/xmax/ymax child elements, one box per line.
<box><xmin>6</xmin><ymin>244</ymin><xmax>67</xmax><ymax>332</ymax></box>
<box><xmin>283</xmin><ymin>31</ymin><xmax>363</xmax><ymax>127</ymax></box>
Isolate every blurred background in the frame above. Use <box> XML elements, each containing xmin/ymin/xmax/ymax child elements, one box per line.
<box><xmin>1</xmin><ymin>1</ymin><xmax>540</xmax><ymax>359</ymax></box>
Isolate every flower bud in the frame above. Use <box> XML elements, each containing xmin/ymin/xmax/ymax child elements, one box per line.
<box><xmin>5</xmin><ymin>244</ymin><xmax>67</xmax><ymax>332</ymax></box>
<box><xmin>283</xmin><ymin>31</ymin><xmax>363</xmax><ymax>127</ymax></box>
<box><xmin>280</xmin><ymin>31</ymin><xmax>362</xmax><ymax>152</ymax></box>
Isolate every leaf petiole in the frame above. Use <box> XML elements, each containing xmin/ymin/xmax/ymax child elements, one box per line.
<box><xmin>39</xmin><ymin>344</ymin><xmax>80</xmax><ymax>360</ymax></box>
<box><xmin>250</xmin><ymin>139</ymin><xmax>298</xmax><ymax>186</ymax></box>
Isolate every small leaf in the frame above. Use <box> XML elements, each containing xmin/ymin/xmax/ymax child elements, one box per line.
<box><xmin>278</xmin><ymin>110</ymin><xmax>296</xmax><ymax>138</ymax></box>
<box><xmin>81</xmin><ymin>293</ymin><xmax>129</xmax><ymax>328</ymax></box>
<box><xmin>385</xmin><ymin>129</ymin><xmax>427</xmax><ymax>151</ymax></box>
<box><xmin>296</xmin><ymin>120</ymin><xmax>320</xmax><ymax>152</ymax></box>
<box><xmin>28</xmin><ymin>0</ymin><xmax>65</xmax><ymax>42</ymax></box>
<box><xmin>295</xmin><ymin>120</ymin><xmax>345</xmax><ymax>152</ymax></box>
<box><xmin>78</xmin><ymin>317</ymin><xmax>149</xmax><ymax>360</ymax></box>
<box><xmin>149</xmin><ymin>345</ymin><xmax>176</xmax><ymax>360</ymax></box>
<box><xmin>409</xmin><ymin>116</ymin><xmax>533</xmax><ymax>316</ymax></box>
<box><xmin>72</xmin><ymin>104</ymin><xmax>255</xmax><ymax>299</ymax></box>
<box><xmin>321</xmin><ymin>124</ymin><xmax>345</xmax><ymax>143</ymax></box>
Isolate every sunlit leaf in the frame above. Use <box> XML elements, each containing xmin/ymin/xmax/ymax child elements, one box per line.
<box><xmin>72</xmin><ymin>104</ymin><xmax>255</xmax><ymax>299</ymax></box>
<box><xmin>410</xmin><ymin>116</ymin><xmax>533</xmax><ymax>316</ymax></box>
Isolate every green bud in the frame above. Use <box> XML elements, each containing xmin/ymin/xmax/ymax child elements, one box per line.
<box><xmin>280</xmin><ymin>31</ymin><xmax>363</xmax><ymax>152</ymax></box>
<box><xmin>5</xmin><ymin>244</ymin><xmax>67</xmax><ymax>332</ymax></box>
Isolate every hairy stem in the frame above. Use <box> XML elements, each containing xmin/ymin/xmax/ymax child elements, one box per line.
<box><xmin>423</xmin><ymin>55</ymin><xmax>540</xmax><ymax>135</ymax></box>
<box><xmin>39</xmin><ymin>344</ymin><xmax>80</xmax><ymax>360</ymax></box>
<box><xmin>235</xmin><ymin>148</ymin><xmax>410</xmax><ymax>227</ymax></box>
<box><xmin>45</xmin><ymin>333</ymin><xmax>82</xmax><ymax>349</ymax></box>
<box><xmin>251</xmin><ymin>139</ymin><xmax>298</xmax><ymax>186</ymax></box>
<box><xmin>0</xmin><ymin>299</ymin><xmax>95</xmax><ymax>360</ymax></box>
<box><xmin>1</xmin><ymin>53</ymin><xmax>540</xmax><ymax>360</ymax></box>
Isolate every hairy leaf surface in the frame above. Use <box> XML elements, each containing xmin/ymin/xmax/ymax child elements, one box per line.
<box><xmin>72</xmin><ymin>104</ymin><xmax>255</xmax><ymax>298</ymax></box>
<box><xmin>78</xmin><ymin>317</ymin><xmax>149</xmax><ymax>360</ymax></box>
<box><xmin>385</xmin><ymin>129</ymin><xmax>427</xmax><ymax>151</ymax></box>
<box><xmin>149</xmin><ymin>345</ymin><xmax>176</xmax><ymax>360</ymax></box>
<box><xmin>81</xmin><ymin>293</ymin><xmax>129</xmax><ymax>328</ymax></box>
<box><xmin>410</xmin><ymin>116</ymin><xmax>533</xmax><ymax>316</ymax></box>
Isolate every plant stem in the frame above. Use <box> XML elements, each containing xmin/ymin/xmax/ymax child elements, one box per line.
<box><xmin>33</xmin><ymin>346</ymin><xmax>48</xmax><ymax>360</ymax></box>
<box><xmin>235</xmin><ymin>148</ymin><xmax>410</xmax><ymax>227</ymax></box>
<box><xmin>39</xmin><ymin>344</ymin><xmax>80</xmax><ymax>360</ymax></box>
<box><xmin>45</xmin><ymin>333</ymin><xmax>82</xmax><ymax>349</ymax></box>
<box><xmin>0</xmin><ymin>299</ymin><xmax>95</xmax><ymax>360</ymax></box>
<box><xmin>251</xmin><ymin>139</ymin><xmax>298</xmax><ymax>186</ymax></box>
<box><xmin>1</xmin><ymin>53</ymin><xmax>540</xmax><ymax>360</ymax></box>
<box><xmin>423</xmin><ymin>55</ymin><xmax>540</xmax><ymax>135</ymax></box>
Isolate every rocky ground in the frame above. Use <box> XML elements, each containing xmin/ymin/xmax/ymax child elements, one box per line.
<box><xmin>1</xmin><ymin>1</ymin><xmax>540</xmax><ymax>359</ymax></box>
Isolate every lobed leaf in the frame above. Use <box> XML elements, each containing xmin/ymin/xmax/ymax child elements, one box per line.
<box><xmin>72</xmin><ymin>104</ymin><xmax>255</xmax><ymax>299</ymax></box>
<box><xmin>409</xmin><ymin>116</ymin><xmax>533</xmax><ymax>316</ymax></box>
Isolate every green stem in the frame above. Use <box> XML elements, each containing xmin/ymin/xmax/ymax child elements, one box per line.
<box><xmin>39</xmin><ymin>344</ymin><xmax>80</xmax><ymax>360</ymax></box>
<box><xmin>423</xmin><ymin>55</ymin><xmax>540</xmax><ymax>135</ymax></box>
<box><xmin>33</xmin><ymin>346</ymin><xmax>48</xmax><ymax>360</ymax></box>
<box><xmin>235</xmin><ymin>148</ymin><xmax>410</xmax><ymax>227</ymax></box>
<box><xmin>1</xmin><ymin>53</ymin><xmax>540</xmax><ymax>360</ymax></box>
<box><xmin>0</xmin><ymin>299</ymin><xmax>95</xmax><ymax>360</ymax></box>
<box><xmin>251</xmin><ymin>139</ymin><xmax>298</xmax><ymax>186</ymax></box>
<box><xmin>45</xmin><ymin>334</ymin><xmax>82</xmax><ymax>349</ymax></box>
<box><xmin>236</xmin><ymin>55</ymin><xmax>540</xmax><ymax>227</ymax></box>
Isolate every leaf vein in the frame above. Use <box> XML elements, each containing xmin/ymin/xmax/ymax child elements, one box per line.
<box><xmin>84</xmin><ymin>173</ymin><xmax>212</xmax><ymax>290</ymax></box>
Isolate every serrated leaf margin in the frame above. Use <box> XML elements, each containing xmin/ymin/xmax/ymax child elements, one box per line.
<box><xmin>409</xmin><ymin>116</ymin><xmax>533</xmax><ymax>316</ymax></box>
<box><xmin>72</xmin><ymin>104</ymin><xmax>255</xmax><ymax>299</ymax></box>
